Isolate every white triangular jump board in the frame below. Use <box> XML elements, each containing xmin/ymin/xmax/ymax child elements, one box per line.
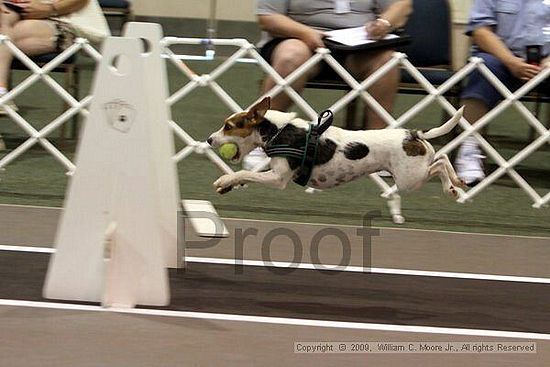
<box><xmin>123</xmin><ymin>22</ymin><xmax>182</xmax><ymax>268</ymax></box>
<box><xmin>43</xmin><ymin>28</ymin><xmax>176</xmax><ymax>307</ymax></box>
<box><xmin>182</xmin><ymin>200</ymin><xmax>229</xmax><ymax>238</ymax></box>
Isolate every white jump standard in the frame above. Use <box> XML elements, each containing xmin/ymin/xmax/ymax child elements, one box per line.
<box><xmin>43</xmin><ymin>23</ymin><xmax>226</xmax><ymax>309</ymax></box>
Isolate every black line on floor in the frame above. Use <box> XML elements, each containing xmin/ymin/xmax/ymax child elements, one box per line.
<box><xmin>1</xmin><ymin>251</ymin><xmax>549</xmax><ymax>333</ymax></box>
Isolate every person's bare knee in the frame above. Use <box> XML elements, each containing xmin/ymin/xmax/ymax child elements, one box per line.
<box><xmin>264</xmin><ymin>39</ymin><xmax>320</xmax><ymax>111</ymax></box>
<box><xmin>271</xmin><ymin>39</ymin><xmax>315</xmax><ymax>77</ymax></box>
<box><xmin>10</xmin><ymin>20</ymin><xmax>56</xmax><ymax>55</ymax></box>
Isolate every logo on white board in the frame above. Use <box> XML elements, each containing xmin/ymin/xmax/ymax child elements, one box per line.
<box><xmin>104</xmin><ymin>99</ymin><xmax>136</xmax><ymax>133</ymax></box>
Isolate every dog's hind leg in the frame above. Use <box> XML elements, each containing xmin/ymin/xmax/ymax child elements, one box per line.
<box><xmin>429</xmin><ymin>158</ymin><xmax>462</xmax><ymax>199</ymax></box>
<box><xmin>438</xmin><ymin>154</ymin><xmax>466</xmax><ymax>188</ymax></box>
<box><xmin>387</xmin><ymin>193</ymin><xmax>405</xmax><ymax>224</ymax></box>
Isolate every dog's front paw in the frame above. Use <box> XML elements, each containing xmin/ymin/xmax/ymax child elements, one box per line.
<box><xmin>214</xmin><ymin>174</ymin><xmax>236</xmax><ymax>194</ymax></box>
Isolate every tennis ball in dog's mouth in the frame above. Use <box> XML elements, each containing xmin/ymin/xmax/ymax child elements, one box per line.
<box><xmin>218</xmin><ymin>143</ymin><xmax>238</xmax><ymax>160</ymax></box>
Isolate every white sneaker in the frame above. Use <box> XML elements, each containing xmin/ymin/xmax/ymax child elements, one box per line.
<box><xmin>455</xmin><ymin>137</ymin><xmax>485</xmax><ymax>186</ymax></box>
<box><xmin>243</xmin><ymin>147</ymin><xmax>270</xmax><ymax>171</ymax></box>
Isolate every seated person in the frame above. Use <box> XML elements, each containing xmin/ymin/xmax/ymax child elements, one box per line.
<box><xmin>0</xmin><ymin>0</ymin><xmax>110</xmax><ymax>149</ymax></box>
<box><xmin>245</xmin><ymin>0</ymin><xmax>411</xmax><ymax>170</ymax></box>
<box><xmin>455</xmin><ymin>0</ymin><xmax>550</xmax><ymax>185</ymax></box>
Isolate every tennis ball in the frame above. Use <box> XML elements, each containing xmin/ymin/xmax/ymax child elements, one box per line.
<box><xmin>218</xmin><ymin>143</ymin><xmax>238</xmax><ymax>160</ymax></box>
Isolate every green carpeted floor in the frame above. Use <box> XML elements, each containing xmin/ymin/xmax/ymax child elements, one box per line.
<box><xmin>1</xmin><ymin>58</ymin><xmax>549</xmax><ymax>236</ymax></box>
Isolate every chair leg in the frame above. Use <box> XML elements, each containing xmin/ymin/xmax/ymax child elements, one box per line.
<box><xmin>60</xmin><ymin>69</ymin><xmax>69</xmax><ymax>144</ymax></box>
<box><xmin>60</xmin><ymin>66</ymin><xmax>71</xmax><ymax>144</ymax></box>
<box><xmin>60</xmin><ymin>64</ymin><xmax>78</xmax><ymax>146</ymax></box>
<box><xmin>345</xmin><ymin>98</ymin><xmax>358</xmax><ymax>130</ymax></box>
<box><xmin>70</xmin><ymin>66</ymin><xmax>80</xmax><ymax>139</ymax></box>
<box><xmin>546</xmin><ymin>101</ymin><xmax>550</xmax><ymax>143</ymax></box>
<box><xmin>529</xmin><ymin>95</ymin><xmax>541</xmax><ymax>141</ymax></box>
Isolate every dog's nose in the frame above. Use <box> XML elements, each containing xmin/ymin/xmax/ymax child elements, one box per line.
<box><xmin>207</xmin><ymin>137</ymin><xmax>213</xmax><ymax>146</ymax></box>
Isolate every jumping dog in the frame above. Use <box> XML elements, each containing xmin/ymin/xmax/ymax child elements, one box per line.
<box><xmin>207</xmin><ymin>97</ymin><xmax>465</xmax><ymax>198</ymax></box>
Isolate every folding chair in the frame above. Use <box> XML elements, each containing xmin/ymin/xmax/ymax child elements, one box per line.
<box><xmin>397</xmin><ymin>0</ymin><xmax>461</xmax><ymax>108</ymax></box>
<box><xmin>98</xmin><ymin>0</ymin><xmax>133</xmax><ymax>35</ymax></box>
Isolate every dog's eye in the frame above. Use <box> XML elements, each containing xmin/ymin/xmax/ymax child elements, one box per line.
<box><xmin>224</xmin><ymin>124</ymin><xmax>232</xmax><ymax>131</ymax></box>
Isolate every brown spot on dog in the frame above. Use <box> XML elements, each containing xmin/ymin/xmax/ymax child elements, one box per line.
<box><xmin>402</xmin><ymin>134</ymin><xmax>427</xmax><ymax>156</ymax></box>
<box><xmin>223</xmin><ymin>112</ymin><xmax>256</xmax><ymax>138</ymax></box>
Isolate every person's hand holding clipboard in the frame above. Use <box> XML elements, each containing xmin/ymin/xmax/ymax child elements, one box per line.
<box><xmin>366</xmin><ymin>18</ymin><xmax>393</xmax><ymax>40</ymax></box>
<box><xmin>323</xmin><ymin>26</ymin><xmax>411</xmax><ymax>52</ymax></box>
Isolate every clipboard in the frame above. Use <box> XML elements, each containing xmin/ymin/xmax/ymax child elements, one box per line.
<box><xmin>323</xmin><ymin>34</ymin><xmax>411</xmax><ymax>52</ymax></box>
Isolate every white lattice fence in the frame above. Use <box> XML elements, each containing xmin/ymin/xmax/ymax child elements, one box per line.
<box><xmin>162</xmin><ymin>37</ymin><xmax>550</xmax><ymax>210</ymax></box>
<box><xmin>0</xmin><ymin>36</ymin><xmax>102</xmax><ymax>174</ymax></box>
<box><xmin>1</xmin><ymin>34</ymin><xmax>549</xmax><ymax>214</ymax></box>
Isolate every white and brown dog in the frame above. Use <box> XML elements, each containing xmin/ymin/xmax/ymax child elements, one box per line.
<box><xmin>208</xmin><ymin>97</ymin><xmax>465</xmax><ymax>198</ymax></box>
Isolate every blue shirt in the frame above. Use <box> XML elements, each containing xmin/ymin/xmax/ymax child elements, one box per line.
<box><xmin>467</xmin><ymin>0</ymin><xmax>550</xmax><ymax>58</ymax></box>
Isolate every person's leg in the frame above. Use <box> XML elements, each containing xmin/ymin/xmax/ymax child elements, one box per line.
<box><xmin>0</xmin><ymin>18</ymin><xmax>57</xmax><ymax>148</ymax></box>
<box><xmin>0</xmin><ymin>8</ymin><xmax>13</xmax><ymax>149</ymax></box>
<box><xmin>0</xmin><ymin>8</ymin><xmax>23</xmax><ymax>148</ymax></box>
<box><xmin>248</xmin><ymin>38</ymin><xmax>320</xmax><ymax>171</ymax></box>
<box><xmin>0</xmin><ymin>8</ymin><xmax>23</xmax><ymax>90</ymax></box>
<box><xmin>246</xmin><ymin>39</ymin><xmax>322</xmax><ymax>170</ymax></box>
<box><xmin>461</xmin><ymin>98</ymin><xmax>489</xmax><ymax>126</ymax></box>
<box><xmin>261</xmin><ymin>38</ymin><xmax>321</xmax><ymax>111</ymax></box>
<box><xmin>454</xmin><ymin>98</ymin><xmax>488</xmax><ymax>184</ymax></box>
<box><xmin>345</xmin><ymin>49</ymin><xmax>399</xmax><ymax>129</ymax></box>
<box><xmin>456</xmin><ymin>52</ymin><xmax>516</xmax><ymax>185</ymax></box>
<box><xmin>0</xmin><ymin>19</ymin><xmax>58</xmax><ymax>86</ymax></box>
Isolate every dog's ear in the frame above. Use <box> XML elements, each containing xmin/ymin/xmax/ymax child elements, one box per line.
<box><xmin>246</xmin><ymin>96</ymin><xmax>270</xmax><ymax>124</ymax></box>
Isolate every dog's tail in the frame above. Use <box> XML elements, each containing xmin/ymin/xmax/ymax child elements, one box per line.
<box><xmin>416</xmin><ymin>106</ymin><xmax>464</xmax><ymax>140</ymax></box>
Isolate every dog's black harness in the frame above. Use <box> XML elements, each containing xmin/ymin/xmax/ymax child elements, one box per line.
<box><xmin>264</xmin><ymin>110</ymin><xmax>334</xmax><ymax>186</ymax></box>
